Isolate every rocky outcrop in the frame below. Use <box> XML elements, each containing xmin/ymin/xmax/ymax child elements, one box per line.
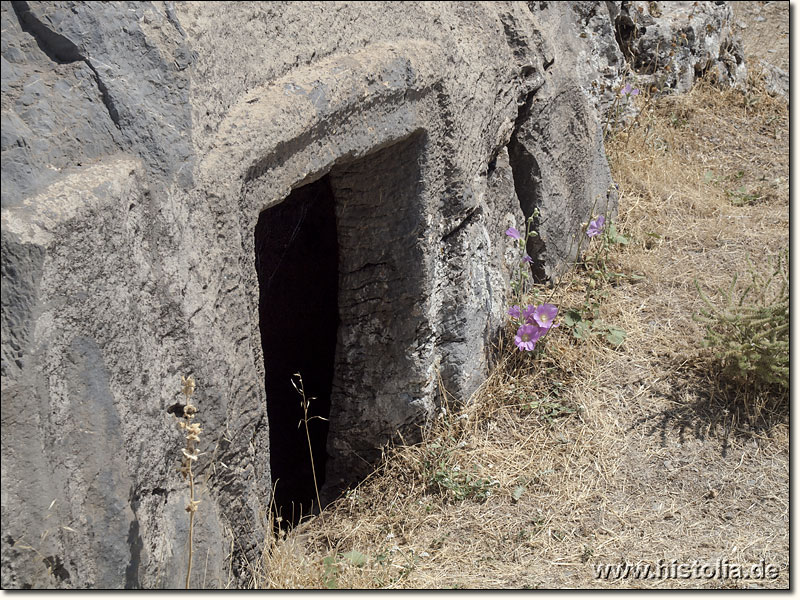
<box><xmin>1</xmin><ymin>1</ymin><xmax>745</xmax><ymax>589</ymax></box>
<box><xmin>611</xmin><ymin>1</ymin><xmax>746</xmax><ymax>93</ymax></box>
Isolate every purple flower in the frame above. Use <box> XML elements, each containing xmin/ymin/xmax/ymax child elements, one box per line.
<box><xmin>507</xmin><ymin>305</ymin><xmax>522</xmax><ymax>320</ymax></box>
<box><xmin>522</xmin><ymin>304</ymin><xmax>537</xmax><ymax>324</ymax></box>
<box><xmin>505</xmin><ymin>227</ymin><xmax>522</xmax><ymax>240</ymax></box>
<box><xmin>621</xmin><ymin>83</ymin><xmax>640</xmax><ymax>97</ymax></box>
<box><xmin>586</xmin><ymin>215</ymin><xmax>605</xmax><ymax>238</ymax></box>
<box><xmin>514</xmin><ymin>324</ymin><xmax>543</xmax><ymax>352</ymax></box>
<box><xmin>523</xmin><ymin>254</ymin><xmax>533</xmax><ymax>264</ymax></box>
<box><xmin>532</xmin><ymin>303</ymin><xmax>559</xmax><ymax>329</ymax></box>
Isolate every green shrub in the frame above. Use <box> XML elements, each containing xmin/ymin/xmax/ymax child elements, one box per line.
<box><xmin>422</xmin><ymin>441</ymin><xmax>498</xmax><ymax>503</ymax></box>
<box><xmin>695</xmin><ymin>250</ymin><xmax>788</xmax><ymax>393</ymax></box>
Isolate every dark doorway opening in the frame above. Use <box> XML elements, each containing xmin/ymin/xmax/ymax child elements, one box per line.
<box><xmin>255</xmin><ymin>176</ymin><xmax>339</xmax><ymax>527</ymax></box>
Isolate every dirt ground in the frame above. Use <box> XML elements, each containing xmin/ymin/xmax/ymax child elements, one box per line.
<box><xmin>248</xmin><ymin>2</ymin><xmax>789</xmax><ymax>589</ymax></box>
<box><xmin>732</xmin><ymin>1</ymin><xmax>790</xmax><ymax>73</ymax></box>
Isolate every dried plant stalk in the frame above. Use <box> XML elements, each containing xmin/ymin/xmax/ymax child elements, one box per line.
<box><xmin>176</xmin><ymin>375</ymin><xmax>202</xmax><ymax>589</ymax></box>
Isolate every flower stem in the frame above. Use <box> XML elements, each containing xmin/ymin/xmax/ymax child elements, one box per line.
<box><xmin>186</xmin><ymin>468</ymin><xmax>195</xmax><ymax>589</ymax></box>
<box><xmin>303</xmin><ymin>399</ymin><xmax>323</xmax><ymax>516</ymax></box>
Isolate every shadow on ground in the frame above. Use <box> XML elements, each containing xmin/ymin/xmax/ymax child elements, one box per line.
<box><xmin>629</xmin><ymin>359</ymin><xmax>788</xmax><ymax>458</ymax></box>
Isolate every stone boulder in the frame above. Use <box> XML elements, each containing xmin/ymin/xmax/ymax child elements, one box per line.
<box><xmin>610</xmin><ymin>0</ymin><xmax>746</xmax><ymax>94</ymax></box>
<box><xmin>1</xmin><ymin>1</ymin><xmax>745</xmax><ymax>589</ymax></box>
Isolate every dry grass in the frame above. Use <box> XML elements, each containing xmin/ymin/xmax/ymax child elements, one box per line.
<box><xmin>247</xmin><ymin>22</ymin><xmax>789</xmax><ymax>590</ymax></box>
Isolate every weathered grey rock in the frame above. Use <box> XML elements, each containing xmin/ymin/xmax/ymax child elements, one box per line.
<box><xmin>609</xmin><ymin>1</ymin><xmax>746</xmax><ymax>94</ymax></box>
<box><xmin>508</xmin><ymin>79</ymin><xmax>617</xmax><ymax>282</ymax></box>
<box><xmin>757</xmin><ymin>59</ymin><xmax>789</xmax><ymax>101</ymax></box>
<box><xmin>3</xmin><ymin>0</ymin><xmax>195</xmax><ymax>203</ymax></box>
<box><xmin>528</xmin><ymin>2</ymin><xmax>627</xmax><ymax>118</ymax></box>
<box><xmin>510</xmin><ymin>2</ymin><xmax>622</xmax><ymax>280</ymax></box>
<box><xmin>1</xmin><ymin>1</ymin><xmax>746</xmax><ymax>589</ymax></box>
<box><xmin>526</xmin><ymin>2</ymin><xmax>747</xmax><ymax>118</ymax></box>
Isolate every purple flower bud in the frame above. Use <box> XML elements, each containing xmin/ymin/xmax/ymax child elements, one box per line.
<box><xmin>505</xmin><ymin>227</ymin><xmax>522</xmax><ymax>240</ymax></box>
<box><xmin>586</xmin><ymin>215</ymin><xmax>606</xmax><ymax>238</ymax></box>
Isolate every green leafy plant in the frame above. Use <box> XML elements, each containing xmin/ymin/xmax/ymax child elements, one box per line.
<box><xmin>562</xmin><ymin>302</ymin><xmax>627</xmax><ymax>348</ymax></box>
<box><xmin>694</xmin><ymin>250</ymin><xmax>788</xmax><ymax>392</ymax></box>
<box><xmin>584</xmin><ymin>216</ymin><xmax>630</xmax><ymax>281</ymax></box>
<box><xmin>342</xmin><ymin>550</ymin><xmax>368</xmax><ymax>568</ymax></box>
<box><xmin>506</xmin><ymin>210</ymin><xmax>539</xmax><ymax>308</ymax></box>
<box><xmin>703</xmin><ymin>169</ymin><xmax>719</xmax><ymax>185</ymax></box>
<box><xmin>726</xmin><ymin>186</ymin><xmax>761</xmax><ymax>206</ymax></box>
<box><xmin>511</xmin><ymin>484</ymin><xmax>526</xmax><ymax>503</ymax></box>
<box><xmin>604</xmin><ymin>80</ymin><xmax>642</xmax><ymax>141</ymax></box>
<box><xmin>429</xmin><ymin>461</ymin><xmax>498</xmax><ymax>503</ymax></box>
<box><xmin>504</xmin><ymin>213</ymin><xmax>562</xmax><ymax>355</ymax></box>
<box><xmin>522</xmin><ymin>397</ymin><xmax>577</xmax><ymax>423</ymax></box>
<box><xmin>581</xmin><ymin>544</ymin><xmax>595</xmax><ymax>563</ymax></box>
<box><xmin>502</xmin><ymin>185</ymin><xmax>634</xmax><ymax>359</ymax></box>
<box><xmin>706</xmin><ymin>169</ymin><xmax>762</xmax><ymax>206</ymax></box>
<box><xmin>321</xmin><ymin>549</ymin><xmax>382</xmax><ymax>588</ymax></box>
<box><xmin>422</xmin><ymin>442</ymin><xmax>498</xmax><ymax>503</ymax></box>
<box><xmin>506</xmin><ymin>382</ymin><xmax>577</xmax><ymax>423</ymax></box>
<box><xmin>555</xmin><ymin>214</ymin><xmax>630</xmax><ymax>347</ymax></box>
<box><xmin>322</xmin><ymin>554</ymin><xmax>340</xmax><ymax>589</ymax></box>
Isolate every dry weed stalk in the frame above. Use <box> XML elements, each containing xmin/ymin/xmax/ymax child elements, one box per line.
<box><xmin>176</xmin><ymin>375</ymin><xmax>202</xmax><ymax>589</ymax></box>
<box><xmin>291</xmin><ymin>372</ymin><xmax>326</xmax><ymax>518</ymax></box>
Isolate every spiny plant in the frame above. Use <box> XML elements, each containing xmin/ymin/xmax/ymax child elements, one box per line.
<box><xmin>174</xmin><ymin>375</ymin><xmax>202</xmax><ymax>589</ymax></box>
<box><xmin>694</xmin><ymin>250</ymin><xmax>788</xmax><ymax>394</ymax></box>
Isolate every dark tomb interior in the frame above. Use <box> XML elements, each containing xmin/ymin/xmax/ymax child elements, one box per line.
<box><xmin>255</xmin><ymin>176</ymin><xmax>339</xmax><ymax>527</ymax></box>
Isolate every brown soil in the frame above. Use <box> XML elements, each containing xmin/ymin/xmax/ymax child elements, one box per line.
<box><xmin>732</xmin><ymin>1</ymin><xmax>790</xmax><ymax>73</ymax></box>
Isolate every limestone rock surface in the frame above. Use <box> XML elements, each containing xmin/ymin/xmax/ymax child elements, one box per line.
<box><xmin>611</xmin><ymin>0</ymin><xmax>746</xmax><ymax>93</ymax></box>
